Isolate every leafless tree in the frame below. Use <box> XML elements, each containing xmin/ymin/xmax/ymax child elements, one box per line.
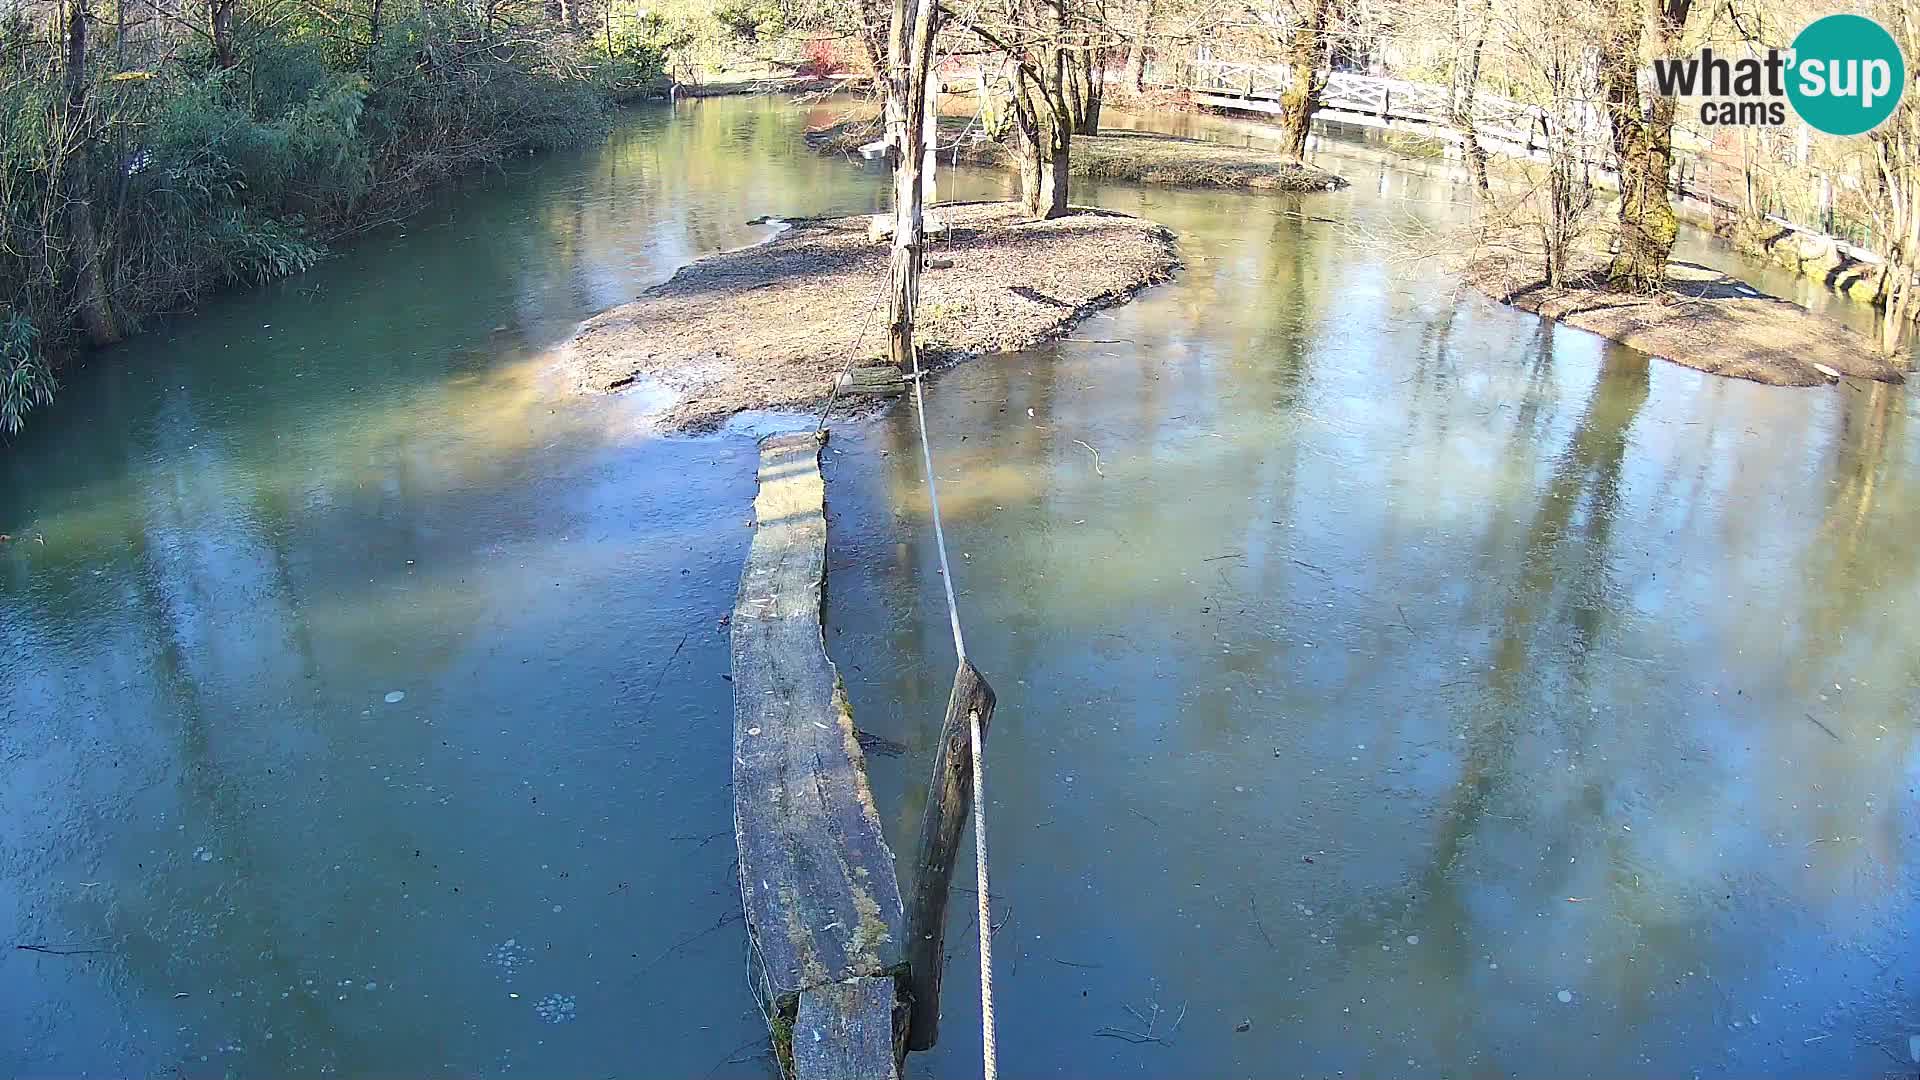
<box><xmin>1599</xmin><ymin>0</ymin><xmax>1693</xmax><ymax>291</ymax></box>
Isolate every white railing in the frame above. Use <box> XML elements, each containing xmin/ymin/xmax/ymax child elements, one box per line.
<box><xmin>1167</xmin><ymin>55</ymin><xmax>1904</xmax><ymax>282</ymax></box>
<box><xmin>1182</xmin><ymin>56</ymin><xmax>1582</xmax><ymax>154</ymax></box>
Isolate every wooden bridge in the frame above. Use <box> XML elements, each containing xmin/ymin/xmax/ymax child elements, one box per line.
<box><xmin>1171</xmin><ymin>55</ymin><xmax>1607</xmax><ymax>162</ymax></box>
<box><xmin>1161</xmin><ymin>56</ymin><xmax>1894</xmax><ymax>275</ymax></box>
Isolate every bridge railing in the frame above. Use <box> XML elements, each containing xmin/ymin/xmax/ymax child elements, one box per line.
<box><xmin>1183</xmin><ymin>56</ymin><xmax>1579</xmax><ymax>151</ymax></box>
<box><xmin>1155</xmin><ymin>54</ymin><xmax>1903</xmax><ymax>284</ymax></box>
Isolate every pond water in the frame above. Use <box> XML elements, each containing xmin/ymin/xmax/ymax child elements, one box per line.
<box><xmin>4</xmin><ymin>95</ymin><xmax>1916</xmax><ymax>1078</ymax></box>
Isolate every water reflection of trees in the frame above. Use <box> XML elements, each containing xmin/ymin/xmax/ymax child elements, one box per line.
<box><xmin>3</xmin><ymin>99</ymin><xmax>841</xmax><ymax>1077</ymax></box>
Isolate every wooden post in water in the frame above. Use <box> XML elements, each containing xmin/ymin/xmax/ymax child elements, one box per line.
<box><xmin>885</xmin><ymin>0</ymin><xmax>939</xmax><ymax>374</ymax></box>
<box><xmin>903</xmin><ymin>659</ymin><xmax>997</xmax><ymax>1051</ymax></box>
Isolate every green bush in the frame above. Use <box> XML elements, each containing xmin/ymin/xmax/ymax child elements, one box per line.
<box><xmin>0</xmin><ymin>313</ymin><xmax>51</xmax><ymax>436</ymax></box>
<box><xmin>712</xmin><ymin>0</ymin><xmax>785</xmax><ymax>42</ymax></box>
<box><xmin>0</xmin><ymin>2</ymin><xmax>640</xmax><ymax>438</ymax></box>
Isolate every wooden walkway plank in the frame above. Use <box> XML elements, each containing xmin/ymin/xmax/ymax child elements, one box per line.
<box><xmin>731</xmin><ymin>431</ymin><xmax>906</xmax><ymax>1076</ymax></box>
<box><xmin>792</xmin><ymin>977</ymin><xmax>904</xmax><ymax>1080</ymax></box>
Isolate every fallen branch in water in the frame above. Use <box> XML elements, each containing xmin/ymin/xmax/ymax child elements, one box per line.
<box><xmin>1804</xmin><ymin>713</ymin><xmax>1842</xmax><ymax>741</ymax></box>
<box><xmin>1096</xmin><ymin>984</ymin><xmax>1186</xmax><ymax>1046</ymax></box>
<box><xmin>1073</xmin><ymin>439</ymin><xmax>1106</xmax><ymax>477</ymax></box>
<box><xmin>639</xmin><ymin>630</ymin><xmax>692</xmax><ymax>719</ymax></box>
<box><xmin>16</xmin><ymin>944</ymin><xmax>105</xmax><ymax>956</ymax></box>
<box><xmin>634</xmin><ymin>911</ymin><xmax>743</xmax><ymax>974</ymax></box>
<box><xmin>1248</xmin><ymin>894</ymin><xmax>1276</xmax><ymax>951</ymax></box>
<box><xmin>854</xmin><ymin>728</ymin><xmax>907</xmax><ymax>757</ymax></box>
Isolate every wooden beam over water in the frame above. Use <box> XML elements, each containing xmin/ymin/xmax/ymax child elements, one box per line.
<box><xmin>731</xmin><ymin>431</ymin><xmax>906</xmax><ymax>1079</ymax></box>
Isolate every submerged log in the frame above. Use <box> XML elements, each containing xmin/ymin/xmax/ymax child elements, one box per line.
<box><xmin>731</xmin><ymin>431</ymin><xmax>907</xmax><ymax>1078</ymax></box>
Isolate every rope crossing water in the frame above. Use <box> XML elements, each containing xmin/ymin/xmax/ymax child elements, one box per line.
<box><xmin>905</xmin><ymin>339</ymin><xmax>997</xmax><ymax>1080</ymax></box>
<box><xmin>813</xmin><ymin>226</ymin><xmax>997</xmax><ymax>1079</ymax></box>
<box><xmin>968</xmin><ymin>702</ymin><xmax>997</xmax><ymax>1080</ymax></box>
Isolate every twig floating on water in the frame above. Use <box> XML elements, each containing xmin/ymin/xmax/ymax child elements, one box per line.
<box><xmin>1804</xmin><ymin>713</ymin><xmax>1842</xmax><ymax>741</ymax></box>
<box><xmin>1248</xmin><ymin>895</ymin><xmax>1276</xmax><ymax>951</ymax></box>
<box><xmin>1094</xmin><ymin>1027</ymin><xmax>1164</xmax><ymax>1045</ymax></box>
<box><xmin>1203</xmin><ymin>552</ymin><xmax>1244</xmax><ymax>562</ymax></box>
<box><xmin>635</xmin><ymin>911</ymin><xmax>743</xmax><ymax>974</ymax></box>
<box><xmin>639</xmin><ymin>631</ymin><xmax>692</xmax><ymax>720</ymax></box>
<box><xmin>854</xmin><ymin>728</ymin><xmax>907</xmax><ymax>757</ymax></box>
<box><xmin>15</xmin><ymin>944</ymin><xmax>105</xmax><ymax>956</ymax></box>
<box><xmin>1126</xmin><ymin>805</ymin><xmax>1159</xmax><ymax>828</ymax></box>
<box><xmin>1073</xmin><ymin>439</ymin><xmax>1106</xmax><ymax>477</ymax></box>
<box><xmin>669</xmin><ymin>831</ymin><xmax>729</xmax><ymax>848</ymax></box>
<box><xmin>700</xmin><ymin>1035</ymin><xmax>770</xmax><ymax>1080</ymax></box>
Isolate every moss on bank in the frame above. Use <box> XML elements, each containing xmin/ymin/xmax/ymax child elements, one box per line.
<box><xmin>807</xmin><ymin>116</ymin><xmax>1347</xmax><ymax>192</ymax></box>
<box><xmin>1464</xmin><ymin>249</ymin><xmax>1906</xmax><ymax>386</ymax></box>
<box><xmin>1712</xmin><ymin>215</ymin><xmax>1889</xmax><ymax>304</ymax></box>
<box><xmin>564</xmin><ymin>202</ymin><xmax>1179</xmax><ymax>430</ymax></box>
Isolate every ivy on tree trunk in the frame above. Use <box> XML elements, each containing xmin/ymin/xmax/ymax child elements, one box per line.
<box><xmin>1278</xmin><ymin>0</ymin><xmax>1330</xmax><ymax>161</ymax></box>
<box><xmin>1601</xmin><ymin>0</ymin><xmax>1692</xmax><ymax>293</ymax></box>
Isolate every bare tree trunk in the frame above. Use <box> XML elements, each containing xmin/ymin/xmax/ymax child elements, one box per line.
<box><xmin>885</xmin><ymin>0</ymin><xmax>910</xmax><ymax>150</ymax></box>
<box><xmin>1603</xmin><ymin>0</ymin><xmax>1692</xmax><ymax>292</ymax></box>
<box><xmin>855</xmin><ymin>0</ymin><xmax>888</xmax><ymax>79</ymax></box>
<box><xmin>1010</xmin><ymin>65</ymin><xmax>1046</xmax><ymax>215</ymax></box>
<box><xmin>208</xmin><ymin>0</ymin><xmax>235</xmax><ymax>68</ymax></box>
<box><xmin>1009</xmin><ymin>61</ymin><xmax>1069</xmax><ymax>218</ymax></box>
<box><xmin>1869</xmin><ymin>0</ymin><xmax>1916</xmax><ymax>357</ymax></box>
<box><xmin>1535</xmin><ymin>0</ymin><xmax>1595</xmax><ymax>290</ymax></box>
<box><xmin>368</xmin><ymin>0</ymin><xmax>381</xmax><ymax>69</ymax></box>
<box><xmin>1075</xmin><ymin>41</ymin><xmax>1103</xmax><ymax>132</ymax></box>
<box><xmin>1873</xmin><ymin>137</ymin><xmax>1916</xmax><ymax>355</ymax></box>
<box><xmin>1060</xmin><ymin>20</ymin><xmax>1102</xmax><ymax>135</ymax></box>
<box><xmin>1036</xmin><ymin>18</ymin><xmax>1072</xmax><ymax>215</ymax></box>
<box><xmin>1278</xmin><ymin>0</ymin><xmax>1331</xmax><ymax>160</ymax></box>
<box><xmin>1450</xmin><ymin>0</ymin><xmax>1491</xmax><ymax>199</ymax></box>
<box><xmin>63</xmin><ymin>0</ymin><xmax>117</xmax><ymax>347</ymax></box>
<box><xmin>885</xmin><ymin>0</ymin><xmax>939</xmax><ymax>372</ymax></box>
<box><xmin>1123</xmin><ymin>0</ymin><xmax>1153</xmax><ymax>92</ymax></box>
<box><xmin>971</xmin><ymin>0</ymin><xmax>1075</xmax><ymax>215</ymax></box>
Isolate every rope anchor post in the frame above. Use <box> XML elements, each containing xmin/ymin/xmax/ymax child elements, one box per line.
<box><xmin>903</xmin><ymin>660</ymin><xmax>997</xmax><ymax>1054</ymax></box>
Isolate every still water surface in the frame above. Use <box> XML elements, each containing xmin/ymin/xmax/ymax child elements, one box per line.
<box><xmin>3</xmin><ymin>96</ymin><xmax>1916</xmax><ymax>1077</ymax></box>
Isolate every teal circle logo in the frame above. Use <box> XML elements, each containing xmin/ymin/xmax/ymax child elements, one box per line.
<box><xmin>1787</xmin><ymin>14</ymin><xmax>1907</xmax><ymax>136</ymax></box>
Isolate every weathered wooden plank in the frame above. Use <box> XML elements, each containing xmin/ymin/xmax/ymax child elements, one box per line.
<box><xmin>731</xmin><ymin>431</ymin><xmax>906</xmax><ymax>1026</ymax></box>
<box><xmin>903</xmin><ymin>659</ymin><xmax>996</xmax><ymax>1051</ymax></box>
<box><xmin>792</xmin><ymin>977</ymin><xmax>904</xmax><ymax>1080</ymax></box>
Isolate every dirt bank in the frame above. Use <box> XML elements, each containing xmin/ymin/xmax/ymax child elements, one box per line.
<box><xmin>807</xmin><ymin>116</ymin><xmax>1346</xmax><ymax>192</ymax></box>
<box><xmin>1464</xmin><ymin>250</ymin><xmax>1907</xmax><ymax>386</ymax></box>
<box><xmin>564</xmin><ymin>202</ymin><xmax>1179</xmax><ymax>430</ymax></box>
